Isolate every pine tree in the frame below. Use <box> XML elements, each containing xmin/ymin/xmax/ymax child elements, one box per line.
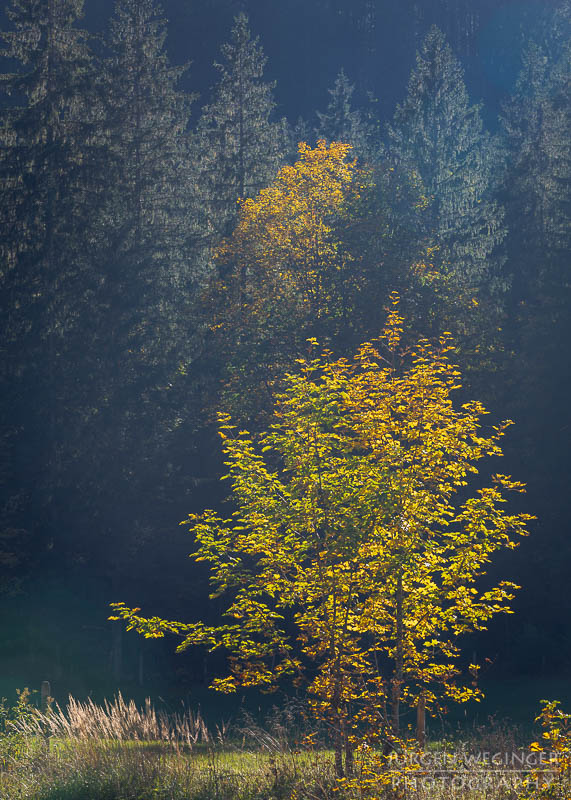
<box><xmin>195</xmin><ymin>12</ymin><xmax>287</xmax><ymax>240</ymax></box>
<box><xmin>387</xmin><ymin>26</ymin><xmax>506</xmax><ymax>322</ymax></box>
<box><xmin>316</xmin><ymin>68</ymin><xmax>378</xmax><ymax>160</ymax></box>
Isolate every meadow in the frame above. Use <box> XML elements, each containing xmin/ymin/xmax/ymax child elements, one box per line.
<box><xmin>1</xmin><ymin>691</ymin><xmax>569</xmax><ymax>800</ymax></box>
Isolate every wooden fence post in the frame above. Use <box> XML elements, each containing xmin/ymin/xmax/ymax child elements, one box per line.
<box><xmin>40</xmin><ymin>680</ymin><xmax>51</xmax><ymax>752</ymax></box>
<box><xmin>40</xmin><ymin>681</ymin><xmax>51</xmax><ymax>713</ymax></box>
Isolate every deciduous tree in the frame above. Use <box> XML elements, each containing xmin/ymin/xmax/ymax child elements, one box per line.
<box><xmin>208</xmin><ymin>139</ymin><xmax>359</xmax><ymax>421</ymax></box>
<box><xmin>112</xmin><ymin>298</ymin><xmax>531</xmax><ymax>776</ymax></box>
<box><xmin>208</xmin><ymin>139</ymin><xmax>436</xmax><ymax>424</ymax></box>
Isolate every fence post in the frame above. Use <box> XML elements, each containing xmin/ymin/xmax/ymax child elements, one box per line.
<box><xmin>40</xmin><ymin>681</ymin><xmax>51</xmax><ymax>713</ymax></box>
<box><xmin>40</xmin><ymin>680</ymin><xmax>51</xmax><ymax>751</ymax></box>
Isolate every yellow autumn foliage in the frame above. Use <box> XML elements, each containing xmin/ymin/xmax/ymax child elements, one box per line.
<box><xmin>217</xmin><ymin>139</ymin><xmax>357</xmax><ymax>318</ymax></box>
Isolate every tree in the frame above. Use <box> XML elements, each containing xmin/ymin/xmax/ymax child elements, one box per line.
<box><xmin>0</xmin><ymin>0</ymin><xmax>95</xmax><ymax>346</ymax></box>
<box><xmin>206</xmin><ymin>139</ymin><xmax>359</xmax><ymax>422</ymax></box>
<box><xmin>0</xmin><ymin>0</ymin><xmax>202</xmax><ymax>676</ymax></box>
<box><xmin>112</xmin><ymin>298</ymin><xmax>531</xmax><ymax>776</ymax></box>
<box><xmin>500</xmin><ymin>2</ymin><xmax>570</xmax><ymax>314</ymax></box>
<box><xmin>206</xmin><ymin>139</ymin><xmax>433</xmax><ymax>424</ymax></box>
<box><xmin>386</xmin><ymin>26</ymin><xmax>506</xmax><ymax>338</ymax></box>
<box><xmin>0</xmin><ymin>0</ymin><xmax>94</xmax><ymax>271</ymax></box>
<box><xmin>84</xmin><ymin>0</ymin><xmax>199</xmax><ymax>422</ymax></box>
<box><xmin>315</xmin><ymin>68</ymin><xmax>378</xmax><ymax>160</ymax></box>
<box><xmin>98</xmin><ymin>0</ymin><xmax>197</xmax><ymax>284</ymax></box>
<box><xmin>498</xmin><ymin>2</ymin><xmax>571</xmax><ymax>661</ymax></box>
<box><xmin>63</xmin><ymin>0</ymin><xmax>201</xmax><ymax>602</ymax></box>
<box><xmin>220</xmin><ymin>139</ymin><xmax>356</xmax><ymax>317</ymax></box>
<box><xmin>194</xmin><ymin>12</ymin><xmax>287</xmax><ymax>241</ymax></box>
<box><xmin>0</xmin><ymin>0</ymin><xmax>97</xmax><ymax>559</ymax></box>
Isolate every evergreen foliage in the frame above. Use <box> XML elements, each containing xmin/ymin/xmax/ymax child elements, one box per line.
<box><xmin>500</xmin><ymin>3</ymin><xmax>570</xmax><ymax>307</ymax></box>
<box><xmin>67</xmin><ymin>0</ymin><xmax>201</xmax><ymax>570</ymax></box>
<box><xmin>315</xmin><ymin>68</ymin><xmax>377</xmax><ymax>160</ymax></box>
<box><xmin>0</xmin><ymin>0</ymin><xmax>95</xmax><ymax>336</ymax></box>
<box><xmin>386</xmin><ymin>26</ymin><xmax>506</xmax><ymax>333</ymax></box>
<box><xmin>497</xmin><ymin>1</ymin><xmax>571</xmax><ymax>637</ymax></box>
<box><xmin>195</xmin><ymin>13</ymin><xmax>287</xmax><ymax>240</ymax></box>
<box><xmin>0</xmin><ymin>0</ymin><xmax>97</xmax><ymax>575</ymax></box>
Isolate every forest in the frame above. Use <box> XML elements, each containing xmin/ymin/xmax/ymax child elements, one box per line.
<box><xmin>0</xmin><ymin>0</ymin><xmax>570</xmax><ymax>797</ymax></box>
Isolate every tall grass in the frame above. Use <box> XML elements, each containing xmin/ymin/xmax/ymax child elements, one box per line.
<box><xmin>13</xmin><ymin>692</ymin><xmax>210</xmax><ymax>748</ymax></box>
<box><xmin>0</xmin><ymin>693</ymin><xmax>335</xmax><ymax>800</ymax></box>
<box><xmin>1</xmin><ymin>693</ymin><xmax>568</xmax><ymax>799</ymax></box>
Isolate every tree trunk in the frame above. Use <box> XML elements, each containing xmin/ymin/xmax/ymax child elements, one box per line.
<box><xmin>111</xmin><ymin>619</ymin><xmax>122</xmax><ymax>684</ymax></box>
<box><xmin>138</xmin><ymin>644</ymin><xmax>144</xmax><ymax>687</ymax></box>
<box><xmin>343</xmin><ymin>717</ymin><xmax>354</xmax><ymax>776</ymax></box>
<box><xmin>41</xmin><ymin>681</ymin><xmax>51</xmax><ymax>713</ymax></box>
<box><xmin>391</xmin><ymin>568</ymin><xmax>404</xmax><ymax>737</ymax></box>
<box><xmin>391</xmin><ymin>678</ymin><xmax>401</xmax><ymax>737</ymax></box>
<box><xmin>416</xmin><ymin>694</ymin><xmax>426</xmax><ymax>749</ymax></box>
<box><xmin>334</xmin><ymin>721</ymin><xmax>344</xmax><ymax>778</ymax></box>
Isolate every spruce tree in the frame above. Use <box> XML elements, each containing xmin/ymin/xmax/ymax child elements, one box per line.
<box><xmin>195</xmin><ymin>13</ymin><xmax>287</xmax><ymax>239</ymax></box>
<box><xmin>0</xmin><ymin>0</ymin><xmax>97</xmax><ymax>560</ymax></box>
<box><xmin>0</xmin><ymin>0</ymin><xmax>96</xmax><ymax>336</ymax></box>
<box><xmin>500</xmin><ymin>2</ymin><xmax>570</xmax><ymax>306</ymax></box>
<box><xmin>498</xmin><ymin>2</ymin><xmax>571</xmax><ymax>659</ymax></box>
<box><xmin>99</xmin><ymin>0</ymin><xmax>196</xmax><ymax>284</ymax></box>
<box><xmin>387</xmin><ymin>26</ymin><xmax>506</xmax><ymax>321</ymax></box>
<box><xmin>70</xmin><ymin>0</ymin><xmax>200</xmax><ymax>570</ymax></box>
<box><xmin>316</xmin><ymin>68</ymin><xmax>378</xmax><ymax>160</ymax></box>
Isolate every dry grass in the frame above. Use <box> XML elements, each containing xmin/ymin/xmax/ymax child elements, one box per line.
<box><xmin>1</xmin><ymin>694</ymin><xmax>569</xmax><ymax>800</ymax></box>
<box><xmin>12</xmin><ymin>691</ymin><xmax>211</xmax><ymax>748</ymax></box>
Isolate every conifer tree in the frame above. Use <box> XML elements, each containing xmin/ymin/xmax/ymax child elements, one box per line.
<box><xmin>0</xmin><ymin>0</ymin><xmax>95</xmax><ymax>336</ymax></box>
<box><xmin>91</xmin><ymin>0</ymin><xmax>199</xmax><ymax>414</ymax></box>
<box><xmin>387</xmin><ymin>26</ymin><xmax>506</xmax><ymax>326</ymax></box>
<box><xmin>287</xmin><ymin>115</ymin><xmax>312</xmax><ymax>158</ymax></box>
<box><xmin>499</xmin><ymin>2</ymin><xmax>571</xmax><ymax>592</ymax></box>
<box><xmin>316</xmin><ymin>68</ymin><xmax>378</xmax><ymax>160</ymax></box>
<box><xmin>500</xmin><ymin>2</ymin><xmax>570</xmax><ymax>308</ymax></box>
<box><xmin>99</xmin><ymin>0</ymin><xmax>196</xmax><ymax>287</ymax></box>
<box><xmin>0</xmin><ymin>0</ymin><xmax>97</xmax><ymax>556</ymax></box>
<box><xmin>195</xmin><ymin>13</ymin><xmax>287</xmax><ymax>240</ymax></box>
<box><xmin>70</xmin><ymin>0</ymin><xmax>200</xmax><ymax>567</ymax></box>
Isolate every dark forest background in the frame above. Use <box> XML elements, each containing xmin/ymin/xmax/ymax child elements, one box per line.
<box><xmin>0</xmin><ymin>0</ymin><xmax>569</xmax><ymax>712</ymax></box>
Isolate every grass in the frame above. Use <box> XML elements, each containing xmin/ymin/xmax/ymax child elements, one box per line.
<box><xmin>0</xmin><ymin>693</ymin><xmax>569</xmax><ymax>800</ymax></box>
